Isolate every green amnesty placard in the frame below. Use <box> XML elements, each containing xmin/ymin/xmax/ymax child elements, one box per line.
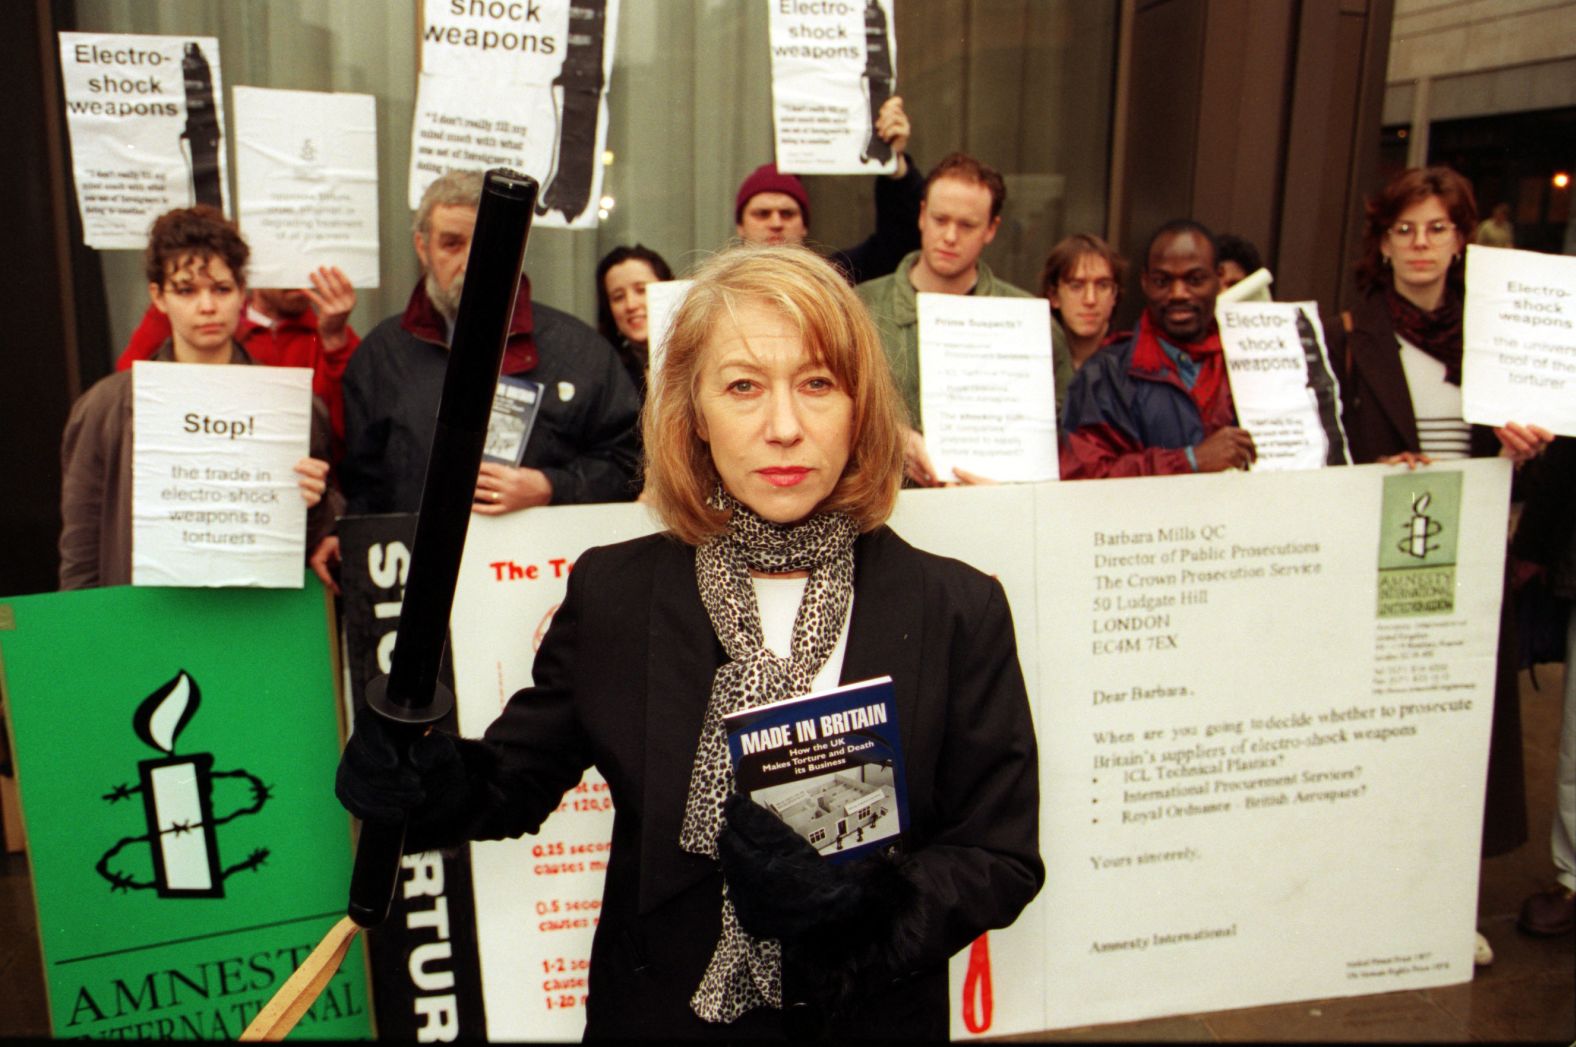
<box><xmin>1376</xmin><ymin>469</ymin><xmax>1464</xmax><ymax>618</ymax></box>
<box><xmin>0</xmin><ymin>579</ymin><xmax>371</xmax><ymax>1040</ymax></box>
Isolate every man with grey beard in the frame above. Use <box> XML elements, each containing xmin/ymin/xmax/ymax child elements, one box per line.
<box><xmin>314</xmin><ymin>170</ymin><xmax>640</xmax><ymax>589</ymax></box>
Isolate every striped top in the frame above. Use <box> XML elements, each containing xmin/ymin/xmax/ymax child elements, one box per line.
<box><xmin>1398</xmin><ymin>336</ymin><xmax>1471</xmax><ymax>460</ymax></box>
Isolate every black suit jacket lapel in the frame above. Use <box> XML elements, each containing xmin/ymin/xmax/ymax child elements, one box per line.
<box><xmin>1351</xmin><ymin>293</ymin><xmax>1422</xmax><ymax>453</ymax></box>
<box><xmin>638</xmin><ymin>542</ymin><xmax>723</xmax><ymax>915</ymax></box>
<box><xmin>634</xmin><ymin>527</ymin><xmax>925</xmax><ymax>915</ymax></box>
<box><xmin>842</xmin><ymin>528</ymin><xmax>924</xmax><ymax>764</ymax></box>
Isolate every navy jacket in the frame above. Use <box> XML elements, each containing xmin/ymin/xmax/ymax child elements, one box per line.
<box><xmin>341</xmin><ymin>281</ymin><xmax>641</xmax><ymax>514</ymax></box>
<box><xmin>1059</xmin><ymin>332</ymin><xmax>1235</xmax><ymax>478</ymax></box>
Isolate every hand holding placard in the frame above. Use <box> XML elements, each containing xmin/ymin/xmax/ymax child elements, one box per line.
<box><xmin>1463</xmin><ymin>244</ymin><xmax>1576</xmax><ymax>437</ymax></box>
<box><xmin>305</xmin><ymin>266</ymin><xmax>358</xmax><ymax>351</ymax></box>
<box><xmin>131</xmin><ymin>361</ymin><xmax>313</xmax><ymax>588</ymax></box>
<box><xmin>916</xmin><ymin>294</ymin><xmax>1059</xmax><ymax>483</ymax></box>
<box><xmin>1192</xmin><ymin>428</ymin><xmax>1257</xmax><ymax>473</ymax></box>
<box><xmin>1215</xmin><ymin>300</ymin><xmax>1348</xmax><ymax>470</ymax></box>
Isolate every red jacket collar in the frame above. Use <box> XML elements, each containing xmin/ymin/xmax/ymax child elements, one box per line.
<box><xmin>235</xmin><ymin>298</ymin><xmax>321</xmax><ymax>342</ymax></box>
<box><xmin>400</xmin><ymin>273</ymin><xmax>539</xmax><ymax>374</ymax></box>
<box><xmin>1129</xmin><ymin>310</ymin><xmax>1222</xmax><ymax>376</ymax></box>
<box><xmin>1129</xmin><ymin>311</ymin><xmax>1229</xmax><ymax>419</ymax></box>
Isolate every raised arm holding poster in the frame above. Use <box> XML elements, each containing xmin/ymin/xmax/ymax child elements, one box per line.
<box><xmin>409</xmin><ymin>0</ymin><xmax>619</xmax><ymax>229</ymax></box>
<box><xmin>233</xmin><ymin>86</ymin><xmax>380</xmax><ymax>289</ymax></box>
<box><xmin>768</xmin><ymin>0</ymin><xmax>899</xmax><ymax>175</ymax></box>
<box><xmin>58</xmin><ymin>33</ymin><xmax>228</xmax><ymax>249</ymax></box>
<box><xmin>1463</xmin><ymin>244</ymin><xmax>1576</xmax><ymax>437</ymax></box>
<box><xmin>916</xmin><ymin>292</ymin><xmax>1058</xmax><ymax>482</ymax></box>
<box><xmin>1216</xmin><ymin>300</ymin><xmax>1350</xmax><ymax>470</ymax></box>
<box><xmin>132</xmin><ymin>361</ymin><xmax>312</xmax><ymax>588</ymax></box>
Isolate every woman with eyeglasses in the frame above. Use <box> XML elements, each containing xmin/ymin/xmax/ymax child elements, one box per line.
<box><xmin>1331</xmin><ymin>165</ymin><xmax>1550</xmax><ymax>466</ymax></box>
<box><xmin>1328</xmin><ymin>165</ymin><xmax>1552</xmax><ymax>970</ymax></box>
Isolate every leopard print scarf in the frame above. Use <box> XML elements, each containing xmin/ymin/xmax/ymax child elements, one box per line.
<box><xmin>681</xmin><ymin>492</ymin><xmax>858</xmax><ymax>1023</ymax></box>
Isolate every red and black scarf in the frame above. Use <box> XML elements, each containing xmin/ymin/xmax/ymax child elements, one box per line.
<box><xmin>1385</xmin><ymin>282</ymin><xmax>1463</xmax><ymax>385</ymax></box>
<box><xmin>1130</xmin><ymin>311</ymin><xmax>1227</xmax><ymax>416</ymax></box>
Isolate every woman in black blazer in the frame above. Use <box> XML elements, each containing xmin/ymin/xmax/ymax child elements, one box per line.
<box><xmin>339</xmin><ymin>244</ymin><xmax>1043</xmax><ymax>1040</ymax></box>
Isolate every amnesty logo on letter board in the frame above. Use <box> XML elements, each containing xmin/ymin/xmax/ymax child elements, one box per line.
<box><xmin>1376</xmin><ymin>470</ymin><xmax>1463</xmax><ymax>618</ymax></box>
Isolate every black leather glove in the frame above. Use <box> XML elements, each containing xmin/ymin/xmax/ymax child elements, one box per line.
<box><xmin>720</xmin><ymin>792</ymin><xmax>878</xmax><ymax>939</ymax></box>
<box><xmin>720</xmin><ymin>793</ymin><xmax>923</xmax><ymax>1017</ymax></box>
<box><xmin>335</xmin><ymin>704</ymin><xmax>485</xmax><ymax>834</ymax></box>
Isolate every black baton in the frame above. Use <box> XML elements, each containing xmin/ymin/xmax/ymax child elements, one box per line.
<box><xmin>347</xmin><ymin>169</ymin><xmax>539</xmax><ymax>927</ymax></box>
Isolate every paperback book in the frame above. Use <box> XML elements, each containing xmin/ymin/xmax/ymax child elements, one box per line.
<box><xmin>483</xmin><ymin>375</ymin><xmax>544</xmax><ymax>466</ymax></box>
<box><xmin>724</xmin><ymin>675</ymin><xmax>907</xmax><ymax>863</ymax></box>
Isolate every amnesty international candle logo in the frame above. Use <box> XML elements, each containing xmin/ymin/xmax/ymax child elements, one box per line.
<box><xmin>0</xmin><ymin>584</ymin><xmax>373</xmax><ymax>1039</ymax></box>
<box><xmin>97</xmin><ymin>669</ymin><xmax>272</xmax><ymax>899</ymax></box>
<box><xmin>1376</xmin><ymin>471</ymin><xmax>1463</xmax><ymax>617</ymax></box>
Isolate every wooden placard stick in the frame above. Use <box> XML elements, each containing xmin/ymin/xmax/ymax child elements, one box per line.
<box><xmin>240</xmin><ymin>916</ymin><xmax>359</xmax><ymax>1041</ymax></box>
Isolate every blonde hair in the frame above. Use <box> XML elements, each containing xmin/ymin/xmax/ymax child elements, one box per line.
<box><xmin>642</xmin><ymin>244</ymin><xmax>905</xmax><ymax>545</ymax></box>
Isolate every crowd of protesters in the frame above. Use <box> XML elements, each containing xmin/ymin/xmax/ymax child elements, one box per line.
<box><xmin>55</xmin><ymin>91</ymin><xmax>1575</xmax><ymax>982</ymax></box>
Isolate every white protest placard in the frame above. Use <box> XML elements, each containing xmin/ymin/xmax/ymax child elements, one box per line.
<box><xmin>437</xmin><ymin>462</ymin><xmax>1507</xmax><ymax>1039</ymax></box>
<box><xmin>233</xmin><ymin>86</ymin><xmax>380</xmax><ymax>289</ymax></box>
<box><xmin>58</xmin><ymin>33</ymin><xmax>229</xmax><ymax>249</ymax></box>
<box><xmin>1015</xmin><ymin>459</ymin><xmax>1509</xmax><ymax>1035</ymax></box>
<box><xmin>1217</xmin><ymin>299</ymin><xmax>1349</xmax><ymax>470</ymax></box>
<box><xmin>1463</xmin><ymin>244</ymin><xmax>1576</xmax><ymax>436</ymax></box>
<box><xmin>768</xmin><ymin>0</ymin><xmax>899</xmax><ymax>175</ymax></box>
<box><xmin>409</xmin><ymin>0</ymin><xmax>620</xmax><ymax>229</ymax></box>
<box><xmin>917</xmin><ymin>293</ymin><xmax>1058</xmax><ymax>482</ymax></box>
<box><xmin>643</xmin><ymin>278</ymin><xmax>694</xmax><ymax>395</ymax></box>
<box><xmin>131</xmin><ymin>361</ymin><xmax>311</xmax><ymax>588</ymax></box>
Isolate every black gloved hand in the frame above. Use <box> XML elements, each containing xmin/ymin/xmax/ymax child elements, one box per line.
<box><xmin>720</xmin><ymin>793</ymin><xmax>922</xmax><ymax>1017</ymax></box>
<box><xmin>335</xmin><ymin>704</ymin><xmax>475</xmax><ymax>829</ymax></box>
<box><xmin>719</xmin><ymin>792</ymin><xmax>899</xmax><ymax>941</ymax></box>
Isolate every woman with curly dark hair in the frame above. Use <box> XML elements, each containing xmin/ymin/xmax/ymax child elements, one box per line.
<box><xmin>58</xmin><ymin>206</ymin><xmax>338</xmax><ymax>589</ymax></box>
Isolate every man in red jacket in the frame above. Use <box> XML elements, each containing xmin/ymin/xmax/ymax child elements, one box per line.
<box><xmin>1058</xmin><ymin>220</ymin><xmax>1257</xmax><ymax>479</ymax></box>
<box><xmin>114</xmin><ymin>265</ymin><xmax>359</xmax><ymax>458</ymax></box>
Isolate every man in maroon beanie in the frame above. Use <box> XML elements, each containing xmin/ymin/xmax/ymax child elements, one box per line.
<box><xmin>733</xmin><ymin>96</ymin><xmax>922</xmax><ymax>285</ymax></box>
